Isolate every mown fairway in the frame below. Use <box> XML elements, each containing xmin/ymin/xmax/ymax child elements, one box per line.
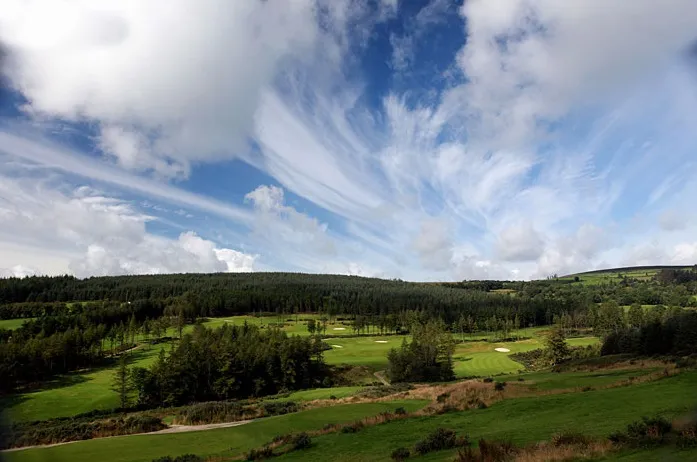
<box><xmin>2</xmin><ymin>401</ymin><xmax>427</xmax><ymax>462</ymax></box>
<box><xmin>0</xmin><ymin>318</ymin><xmax>35</xmax><ymax>330</ymax></box>
<box><xmin>2</xmin><ymin>346</ymin><xmax>162</xmax><ymax>422</ymax></box>
<box><xmin>2</xmin><ymin>324</ymin><xmax>598</xmax><ymax>423</ymax></box>
<box><xmin>276</xmin><ymin>371</ymin><xmax>697</xmax><ymax>462</ymax></box>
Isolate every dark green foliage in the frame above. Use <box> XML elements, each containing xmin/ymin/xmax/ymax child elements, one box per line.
<box><xmin>2</xmin><ymin>415</ymin><xmax>165</xmax><ymax>449</ymax></box>
<box><xmin>151</xmin><ymin>455</ymin><xmax>203</xmax><ymax>462</ymax></box>
<box><xmin>134</xmin><ymin>325</ymin><xmax>327</xmax><ymax>406</ymax></box>
<box><xmin>394</xmin><ymin>407</ymin><xmax>407</xmax><ymax>415</ymax></box>
<box><xmin>391</xmin><ymin>446</ymin><xmax>411</xmax><ymax>460</ymax></box>
<box><xmin>341</xmin><ymin>422</ymin><xmax>363</xmax><ymax>433</ymax></box>
<box><xmin>494</xmin><ymin>381</ymin><xmax>506</xmax><ymax>391</ymax></box>
<box><xmin>387</xmin><ymin>320</ymin><xmax>455</xmax><ymax>383</ymax></box>
<box><xmin>601</xmin><ymin>311</ymin><xmax>697</xmax><ymax>356</ymax></box>
<box><xmin>245</xmin><ymin>446</ymin><xmax>274</xmax><ymax>460</ymax></box>
<box><xmin>413</xmin><ymin>428</ymin><xmax>459</xmax><ymax>455</ymax></box>
<box><xmin>677</xmin><ymin>421</ymin><xmax>697</xmax><ymax>449</ymax></box>
<box><xmin>482</xmin><ymin>377</ymin><xmax>493</xmax><ymax>383</ymax></box>
<box><xmin>609</xmin><ymin>416</ymin><xmax>673</xmax><ymax>448</ymax></box>
<box><xmin>354</xmin><ymin>383</ymin><xmax>413</xmax><ymax>399</ymax></box>
<box><xmin>291</xmin><ymin>432</ymin><xmax>312</xmax><ymax>450</ymax></box>
<box><xmin>544</xmin><ymin>327</ymin><xmax>570</xmax><ymax>365</ymax></box>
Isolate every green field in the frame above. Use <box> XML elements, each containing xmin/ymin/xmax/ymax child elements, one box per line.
<box><xmin>3</xmin><ymin>401</ymin><xmax>427</xmax><ymax>462</ymax></box>
<box><xmin>2</xmin><ymin>323</ymin><xmax>598</xmax><ymax>423</ymax></box>
<box><xmin>2</xmin><ymin>346</ymin><xmax>162</xmax><ymax>422</ymax></box>
<box><xmin>0</xmin><ymin>318</ymin><xmax>35</xmax><ymax>330</ymax></box>
<box><xmin>560</xmin><ymin>266</ymin><xmax>690</xmax><ymax>285</ymax></box>
<box><xmin>198</xmin><ymin>314</ymin><xmax>367</xmax><ymax>337</ymax></box>
<box><xmin>275</xmin><ymin>371</ymin><xmax>697</xmax><ymax>461</ymax></box>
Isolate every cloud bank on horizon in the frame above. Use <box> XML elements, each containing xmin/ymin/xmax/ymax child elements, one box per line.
<box><xmin>1</xmin><ymin>0</ymin><xmax>697</xmax><ymax>281</ymax></box>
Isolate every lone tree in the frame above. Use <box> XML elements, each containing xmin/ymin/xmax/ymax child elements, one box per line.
<box><xmin>387</xmin><ymin>319</ymin><xmax>455</xmax><ymax>382</ymax></box>
<box><xmin>112</xmin><ymin>354</ymin><xmax>134</xmax><ymax>409</ymax></box>
<box><xmin>544</xmin><ymin>327</ymin><xmax>570</xmax><ymax>366</ymax></box>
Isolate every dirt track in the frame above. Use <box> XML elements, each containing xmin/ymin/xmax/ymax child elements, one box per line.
<box><xmin>1</xmin><ymin>419</ymin><xmax>254</xmax><ymax>453</ymax></box>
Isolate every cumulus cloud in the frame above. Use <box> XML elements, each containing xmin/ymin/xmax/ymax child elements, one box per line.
<box><xmin>2</xmin><ymin>1</ymin><xmax>697</xmax><ymax>280</ymax></box>
<box><xmin>0</xmin><ymin>265</ymin><xmax>39</xmax><ymax>278</ymax></box>
<box><xmin>0</xmin><ymin>0</ymin><xmax>319</xmax><ymax>177</ymax></box>
<box><xmin>0</xmin><ymin>175</ymin><xmax>256</xmax><ymax>277</ymax></box>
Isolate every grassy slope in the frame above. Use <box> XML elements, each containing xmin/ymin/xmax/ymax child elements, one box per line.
<box><xmin>3</xmin><ymin>326</ymin><xmax>598</xmax><ymax>422</ymax></box>
<box><xmin>3</xmin><ymin>346</ymin><xmax>162</xmax><ymax>422</ymax></box>
<box><xmin>0</xmin><ymin>318</ymin><xmax>35</xmax><ymax>330</ymax></box>
<box><xmin>276</xmin><ymin>371</ymin><xmax>697</xmax><ymax>462</ymax></box>
<box><xmin>3</xmin><ymin>401</ymin><xmax>427</xmax><ymax>462</ymax></box>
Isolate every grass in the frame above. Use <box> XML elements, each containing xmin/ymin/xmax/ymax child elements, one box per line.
<box><xmin>497</xmin><ymin>368</ymin><xmax>658</xmax><ymax>390</ymax></box>
<box><xmin>0</xmin><ymin>318</ymin><xmax>35</xmax><ymax>330</ymax></box>
<box><xmin>2</xmin><ymin>346</ymin><xmax>162</xmax><ymax>422</ymax></box>
<box><xmin>268</xmin><ymin>386</ymin><xmax>363</xmax><ymax>401</ymax></box>
<box><xmin>559</xmin><ymin>265</ymin><xmax>691</xmax><ymax>285</ymax></box>
<box><xmin>197</xmin><ymin>314</ymin><xmax>368</xmax><ymax>337</ymax></box>
<box><xmin>2</xmin><ymin>401</ymin><xmax>427</xmax><ymax>462</ymax></box>
<box><xmin>274</xmin><ymin>370</ymin><xmax>697</xmax><ymax>461</ymax></box>
<box><xmin>2</xmin><ymin>320</ymin><xmax>599</xmax><ymax>423</ymax></box>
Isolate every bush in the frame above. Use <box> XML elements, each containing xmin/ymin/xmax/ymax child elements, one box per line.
<box><xmin>394</xmin><ymin>407</ymin><xmax>407</xmax><ymax>415</ymax></box>
<box><xmin>151</xmin><ymin>455</ymin><xmax>203</xmax><ymax>462</ymax></box>
<box><xmin>478</xmin><ymin>439</ymin><xmax>517</xmax><ymax>461</ymax></box>
<box><xmin>391</xmin><ymin>446</ymin><xmax>411</xmax><ymax>460</ymax></box>
<box><xmin>551</xmin><ymin>432</ymin><xmax>591</xmax><ymax>447</ymax></box>
<box><xmin>245</xmin><ymin>446</ymin><xmax>274</xmax><ymax>461</ymax></box>
<box><xmin>292</xmin><ymin>432</ymin><xmax>312</xmax><ymax>450</ymax></box>
<box><xmin>494</xmin><ymin>381</ymin><xmax>506</xmax><ymax>391</ymax></box>
<box><xmin>609</xmin><ymin>416</ymin><xmax>672</xmax><ymax>448</ymax></box>
<box><xmin>261</xmin><ymin>401</ymin><xmax>298</xmax><ymax>416</ymax></box>
<box><xmin>341</xmin><ymin>422</ymin><xmax>363</xmax><ymax>433</ymax></box>
<box><xmin>482</xmin><ymin>377</ymin><xmax>494</xmax><ymax>383</ymax></box>
<box><xmin>414</xmin><ymin>428</ymin><xmax>458</xmax><ymax>455</ymax></box>
<box><xmin>677</xmin><ymin>421</ymin><xmax>697</xmax><ymax>449</ymax></box>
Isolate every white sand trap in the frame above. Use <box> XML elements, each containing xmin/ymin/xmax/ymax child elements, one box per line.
<box><xmin>375</xmin><ymin>340</ymin><xmax>388</xmax><ymax>343</ymax></box>
<box><xmin>495</xmin><ymin>347</ymin><xmax>511</xmax><ymax>352</ymax></box>
<box><xmin>331</xmin><ymin>345</ymin><xmax>344</xmax><ymax>348</ymax></box>
<box><xmin>333</xmin><ymin>327</ymin><xmax>346</xmax><ymax>331</ymax></box>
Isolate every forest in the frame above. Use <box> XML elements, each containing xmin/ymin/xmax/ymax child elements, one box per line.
<box><xmin>1</xmin><ymin>267</ymin><xmax>697</xmax><ymax>398</ymax></box>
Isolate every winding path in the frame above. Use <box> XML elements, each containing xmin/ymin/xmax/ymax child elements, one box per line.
<box><xmin>1</xmin><ymin>419</ymin><xmax>254</xmax><ymax>453</ymax></box>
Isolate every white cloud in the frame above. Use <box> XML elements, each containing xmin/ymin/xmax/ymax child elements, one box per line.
<box><xmin>0</xmin><ymin>175</ymin><xmax>256</xmax><ymax>277</ymax></box>
<box><xmin>0</xmin><ymin>0</ymin><xmax>319</xmax><ymax>177</ymax></box>
<box><xmin>411</xmin><ymin>218</ymin><xmax>453</xmax><ymax>271</ymax></box>
<box><xmin>1</xmin><ymin>1</ymin><xmax>697</xmax><ymax>281</ymax></box>
<box><xmin>495</xmin><ymin>222</ymin><xmax>545</xmax><ymax>262</ymax></box>
<box><xmin>0</xmin><ymin>265</ymin><xmax>39</xmax><ymax>278</ymax></box>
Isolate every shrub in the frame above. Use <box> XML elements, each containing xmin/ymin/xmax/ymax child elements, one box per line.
<box><xmin>414</xmin><ymin>428</ymin><xmax>458</xmax><ymax>455</ymax></box>
<box><xmin>329</xmin><ymin>395</ymin><xmax>337</xmax><ymax>400</ymax></box>
<box><xmin>494</xmin><ymin>381</ymin><xmax>506</xmax><ymax>391</ymax></box>
<box><xmin>437</xmin><ymin>392</ymin><xmax>450</xmax><ymax>403</ymax></box>
<box><xmin>391</xmin><ymin>446</ymin><xmax>411</xmax><ymax>461</ymax></box>
<box><xmin>582</xmin><ymin>386</ymin><xmax>594</xmax><ymax>392</ymax></box>
<box><xmin>482</xmin><ymin>377</ymin><xmax>494</xmax><ymax>383</ymax></box>
<box><xmin>151</xmin><ymin>455</ymin><xmax>203</xmax><ymax>462</ymax></box>
<box><xmin>394</xmin><ymin>407</ymin><xmax>407</xmax><ymax>415</ymax></box>
<box><xmin>677</xmin><ymin>421</ymin><xmax>697</xmax><ymax>449</ymax></box>
<box><xmin>245</xmin><ymin>446</ymin><xmax>274</xmax><ymax>461</ymax></box>
<box><xmin>477</xmin><ymin>439</ymin><xmax>517</xmax><ymax>461</ymax></box>
<box><xmin>292</xmin><ymin>432</ymin><xmax>312</xmax><ymax>450</ymax></box>
<box><xmin>261</xmin><ymin>401</ymin><xmax>298</xmax><ymax>416</ymax></box>
<box><xmin>610</xmin><ymin>416</ymin><xmax>672</xmax><ymax>448</ymax></box>
<box><xmin>550</xmin><ymin>432</ymin><xmax>591</xmax><ymax>447</ymax></box>
<box><xmin>341</xmin><ymin>422</ymin><xmax>363</xmax><ymax>433</ymax></box>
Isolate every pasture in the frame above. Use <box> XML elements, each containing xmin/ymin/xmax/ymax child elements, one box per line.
<box><xmin>2</xmin><ymin>346</ymin><xmax>162</xmax><ymax>422</ymax></box>
<box><xmin>0</xmin><ymin>318</ymin><xmax>34</xmax><ymax>330</ymax></box>
<box><xmin>1</xmin><ymin>320</ymin><xmax>598</xmax><ymax>423</ymax></box>
<box><xmin>276</xmin><ymin>371</ymin><xmax>697</xmax><ymax>461</ymax></box>
<box><xmin>2</xmin><ymin>401</ymin><xmax>427</xmax><ymax>462</ymax></box>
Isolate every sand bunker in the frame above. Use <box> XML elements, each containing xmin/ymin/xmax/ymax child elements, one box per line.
<box><xmin>494</xmin><ymin>347</ymin><xmax>511</xmax><ymax>352</ymax></box>
<box><xmin>333</xmin><ymin>327</ymin><xmax>346</xmax><ymax>331</ymax></box>
<box><xmin>331</xmin><ymin>345</ymin><xmax>344</xmax><ymax>348</ymax></box>
<box><xmin>375</xmin><ymin>340</ymin><xmax>388</xmax><ymax>343</ymax></box>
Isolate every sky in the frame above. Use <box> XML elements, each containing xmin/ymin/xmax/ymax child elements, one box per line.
<box><xmin>0</xmin><ymin>0</ymin><xmax>697</xmax><ymax>281</ymax></box>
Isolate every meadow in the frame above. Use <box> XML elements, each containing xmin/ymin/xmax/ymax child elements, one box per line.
<box><xmin>0</xmin><ymin>318</ymin><xmax>35</xmax><ymax>330</ymax></box>
<box><xmin>1</xmin><ymin>320</ymin><xmax>599</xmax><ymax>423</ymax></box>
<box><xmin>5</xmin><ymin>368</ymin><xmax>695</xmax><ymax>462</ymax></box>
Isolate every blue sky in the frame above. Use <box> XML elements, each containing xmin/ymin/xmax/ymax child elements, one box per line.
<box><xmin>1</xmin><ymin>0</ymin><xmax>697</xmax><ymax>280</ymax></box>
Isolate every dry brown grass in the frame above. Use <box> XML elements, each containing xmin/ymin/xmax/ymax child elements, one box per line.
<box><xmin>514</xmin><ymin>440</ymin><xmax>614</xmax><ymax>462</ymax></box>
